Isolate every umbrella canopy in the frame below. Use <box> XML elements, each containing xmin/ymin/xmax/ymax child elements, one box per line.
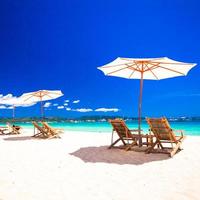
<box><xmin>98</xmin><ymin>57</ymin><xmax>196</xmax><ymax>146</ymax></box>
<box><xmin>20</xmin><ymin>90</ymin><xmax>64</xmax><ymax>118</ymax></box>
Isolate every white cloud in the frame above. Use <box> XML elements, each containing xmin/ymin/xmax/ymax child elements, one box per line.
<box><xmin>57</xmin><ymin>106</ymin><xmax>64</xmax><ymax>109</ymax></box>
<box><xmin>73</xmin><ymin>100</ymin><xmax>80</xmax><ymax>104</ymax></box>
<box><xmin>0</xmin><ymin>94</ymin><xmax>3</xmax><ymax>98</ymax></box>
<box><xmin>65</xmin><ymin>100</ymin><xmax>70</xmax><ymax>103</ymax></box>
<box><xmin>64</xmin><ymin>103</ymin><xmax>68</xmax><ymax>106</ymax></box>
<box><xmin>7</xmin><ymin>106</ymin><xmax>13</xmax><ymax>109</ymax></box>
<box><xmin>0</xmin><ymin>105</ymin><xmax>6</xmax><ymax>109</ymax></box>
<box><xmin>73</xmin><ymin>108</ymin><xmax>93</xmax><ymax>112</ymax></box>
<box><xmin>95</xmin><ymin>108</ymin><xmax>119</xmax><ymax>112</ymax></box>
<box><xmin>53</xmin><ymin>103</ymin><xmax>58</xmax><ymax>106</ymax></box>
<box><xmin>43</xmin><ymin>102</ymin><xmax>51</xmax><ymax>108</ymax></box>
<box><xmin>66</xmin><ymin>107</ymin><xmax>71</xmax><ymax>111</ymax></box>
<box><xmin>0</xmin><ymin>105</ymin><xmax>15</xmax><ymax>109</ymax></box>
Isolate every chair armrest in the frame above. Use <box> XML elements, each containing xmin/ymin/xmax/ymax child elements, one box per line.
<box><xmin>0</xmin><ymin>126</ymin><xmax>8</xmax><ymax>129</ymax></box>
<box><xmin>141</xmin><ymin>133</ymin><xmax>154</xmax><ymax>138</ymax></box>
<box><xmin>173</xmin><ymin>129</ymin><xmax>184</xmax><ymax>137</ymax></box>
<box><xmin>14</xmin><ymin>126</ymin><xmax>22</xmax><ymax>130</ymax></box>
<box><xmin>130</xmin><ymin>129</ymin><xmax>143</xmax><ymax>132</ymax></box>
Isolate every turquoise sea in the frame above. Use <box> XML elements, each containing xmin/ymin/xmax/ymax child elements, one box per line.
<box><xmin>1</xmin><ymin>121</ymin><xmax>200</xmax><ymax>136</ymax></box>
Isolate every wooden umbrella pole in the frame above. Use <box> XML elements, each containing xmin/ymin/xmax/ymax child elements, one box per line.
<box><xmin>138</xmin><ymin>71</ymin><xmax>144</xmax><ymax>147</ymax></box>
<box><xmin>40</xmin><ymin>99</ymin><xmax>44</xmax><ymax>120</ymax></box>
<box><xmin>12</xmin><ymin>106</ymin><xmax>15</xmax><ymax>123</ymax></box>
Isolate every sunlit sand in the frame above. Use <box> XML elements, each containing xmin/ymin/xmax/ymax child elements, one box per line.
<box><xmin>0</xmin><ymin>129</ymin><xmax>199</xmax><ymax>200</ymax></box>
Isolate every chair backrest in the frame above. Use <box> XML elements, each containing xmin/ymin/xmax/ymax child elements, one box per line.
<box><xmin>109</xmin><ymin>119</ymin><xmax>132</xmax><ymax>138</ymax></box>
<box><xmin>41</xmin><ymin>122</ymin><xmax>56</xmax><ymax>134</ymax></box>
<box><xmin>146</xmin><ymin>117</ymin><xmax>176</xmax><ymax>141</ymax></box>
<box><xmin>32</xmin><ymin>121</ymin><xmax>45</xmax><ymax>132</ymax></box>
<box><xmin>6</xmin><ymin>122</ymin><xmax>12</xmax><ymax>132</ymax></box>
<box><xmin>42</xmin><ymin>122</ymin><xmax>55</xmax><ymax>130</ymax></box>
<box><xmin>41</xmin><ymin>122</ymin><xmax>50</xmax><ymax>129</ymax></box>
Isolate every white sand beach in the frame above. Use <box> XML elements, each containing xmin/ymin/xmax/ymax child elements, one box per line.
<box><xmin>0</xmin><ymin>129</ymin><xmax>200</xmax><ymax>200</ymax></box>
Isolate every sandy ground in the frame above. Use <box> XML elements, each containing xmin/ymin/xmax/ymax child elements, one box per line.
<box><xmin>0</xmin><ymin>128</ymin><xmax>200</xmax><ymax>200</ymax></box>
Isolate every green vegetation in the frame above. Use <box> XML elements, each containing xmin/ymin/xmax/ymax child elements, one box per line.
<box><xmin>0</xmin><ymin>116</ymin><xmax>200</xmax><ymax>123</ymax></box>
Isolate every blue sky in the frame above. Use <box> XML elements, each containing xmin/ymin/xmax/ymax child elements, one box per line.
<box><xmin>0</xmin><ymin>0</ymin><xmax>199</xmax><ymax>118</ymax></box>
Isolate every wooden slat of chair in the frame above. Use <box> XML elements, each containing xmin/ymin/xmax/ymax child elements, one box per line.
<box><xmin>6</xmin><ymin>123</ymin><xmax>22</xmax><ymax>135</ymax></box>
<box><xmin>12</xmin><ymin>126</ymin><xmax>21</xmax><ymax>134</ymax></box>
<box><xmin>0</xmin><ymin>126</ymin><xmax>9</xmax><ymax>134</ymax></box>
<box><xmin>108</xmin><ymin>119</ymin><xmax>154</xmax><ymax>150</ymax></box>
<box><xmin>32</xmin><ymin>121</ymin><xmax>56</xmax><ymax>139</ymax></box>
<box><xmin>109</xmin><ymin>119</ymin><xmax>138</xmax><ymax>150</ymax></box>
<box><xmin>146</xmin><ymin>117</ymin><xmax>186</xmax><ymax>157</ymax></box>
<box><xmin>41</xmin><ymin>122</ymin><xmax>61</xmax><ymax>138</ymax></box>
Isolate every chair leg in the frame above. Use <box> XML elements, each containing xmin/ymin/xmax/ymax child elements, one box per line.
<box><xmin>170</xmin><ymin>141</ymin><xmax>182</xmax><ymax>157</ymax></box>
<box><xmin>157</xmin><ymin>140</ymin><xmax>164</xmax><ymax>149</ymax></box>
<box><xmin>146</xmin><ymin>140</ymin><xmax>159</xmax><ymax>154</ymax></box>
<box><xmin>125</xmin><ymin>141</ymin><xmax>137</xmax><ymax>151</ymax></box>
<box><xmin>146</xmin><ymin>136</ymin><xmax>153</xmax><ymax>147</ymax></box>
<box><xmin>108</xmin><ymin>138</ymin><xmax>121</xmax><ymax>149</ymax></box>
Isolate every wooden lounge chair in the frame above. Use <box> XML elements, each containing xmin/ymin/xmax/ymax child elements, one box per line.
<box><xmin>109</xmin><ymin>119</ymin><xmax>153</xmax><ymax>150</ymax></box>
<box><xmin>32</xmin><ymin>121</ymin><xmax>50</xmax><ymax>138</ymax></box>
<box><xmin>32</xmin><ymin>121</ymin><xmax>60</xmax><ymax>139</ymax></box>
<box><xmin>0</xmin><ymin>126</ymin><xmax>9</xmax><ymax>134</ymax></box>
<box><xmin>146</xmin><ymin>117</ymin><xmax>186</xmax><ymax>157</ymax></box>
<box><xmin>41</xmin><ymin>122</ymin><xmax>63</xmax><ymax>136</ymax></box>
<box><xmin>7</xmin><ymin>123</ymin><xmax>22</xmax><ymax>134</ymax></box>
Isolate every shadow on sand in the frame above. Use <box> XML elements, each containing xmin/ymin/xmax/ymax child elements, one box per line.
<box><xmin>70</xmin><ymin>146</ymin><xmax>169</xmax><ymax>165</ymax></box>
<box><xmin>3</xmin><ymin>136</ymin><xmax>35</xmax><ymax>141</ymax></box>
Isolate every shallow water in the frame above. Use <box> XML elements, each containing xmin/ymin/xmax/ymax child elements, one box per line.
<box><xmin>1</xmin><ymin>121</ymin><xmax>200</xmax><ymax>136</ymax></box>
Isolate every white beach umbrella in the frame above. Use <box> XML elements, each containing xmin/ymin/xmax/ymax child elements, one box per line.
<box><xmin>20</xmin><ymin>90</ymin><xmax>64</xmax><ymax>118</ymax></box>
<box><xmin>98</xmin><ymin>57</ymin><xmax>196</xmax><ymax>146</ymax></box>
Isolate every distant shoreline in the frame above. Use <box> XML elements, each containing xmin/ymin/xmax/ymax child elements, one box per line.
<box><xmin>0</xmin><ymin>116</ymin><xmax>200</xmax><ymax>123</ymax></box>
